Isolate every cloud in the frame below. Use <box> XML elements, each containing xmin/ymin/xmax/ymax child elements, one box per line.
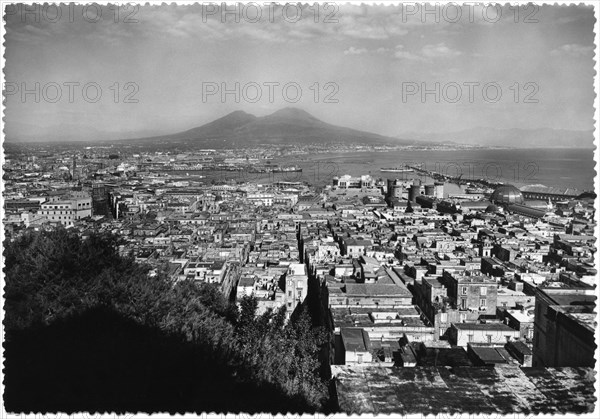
<box><xmin>142</xmin><ymin>4</ymin><xmax>411</xmax><ymax>43</ymax></box>
<box><xmin>5</xmin><ymin>4</ymin><xmax>416</xmax><ymax>47</ymax></box>
<box><xmin>343</xmin><ymin>46</ymin><xmax>368</xmax><ymax>55</ymax></box>
<box><xmin>551</xmin><ymin>44</ymin><xmax>593</xmax><ymax>57</ymax></box>
<box><xmin>343</xmin><ymin>46</ymin><xmax>391</xmax><ymax>56</ymax></box>
<box><xmin>393</xmin><ymin>44</ymin><xmax>424</xmax><ymax>61</ymax></box>
<box><xmin>393</xmin><ymin>43</ymin><xmax>461</xmax><ymax>61</ymax></box>
<box><xmin>421</xmin><ymin>42</ymin><xmax>462</xmax><ymax>58</ymax></box>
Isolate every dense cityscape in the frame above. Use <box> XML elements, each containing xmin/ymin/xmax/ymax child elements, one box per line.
<box><xmin>3</xmin><ymin>139</ymin><xmax>596</xmax><ymax>413</ymax></box>
<box><xmin>3</xmin><ymin>1</ymin><xmax>598</xmax><ymax>416</ymax></box>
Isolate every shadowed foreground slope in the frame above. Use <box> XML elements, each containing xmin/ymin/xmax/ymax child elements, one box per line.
<box><xmin>3</xmin><ymin>229</ymin><xmax>329</xmax><ymax>413</ymax></box>
<box><xmin>4</xmin><ymin>307</ymin><xmax>311</xmax><ymax>413</ymax></box>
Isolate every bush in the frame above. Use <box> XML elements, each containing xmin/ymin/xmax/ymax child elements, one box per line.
<box><xmin>3</xmin><ymin>228</ymin><xmax>328</xmax><ymax>411</ymax></box>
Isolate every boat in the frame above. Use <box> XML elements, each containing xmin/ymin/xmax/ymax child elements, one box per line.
<box><xmin>272</xmin><ymin>166</ymin><xmax>302</xmax><ymax>173</ymax></box>
<box><xmin>380</xmin><ymin>167</ymin><xmax>414</xmax><ymax>173</ymax></box>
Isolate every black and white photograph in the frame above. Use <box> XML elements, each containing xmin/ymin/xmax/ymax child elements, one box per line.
<box><xmin>1</xmin><ymin>1</ymin><xmax>599</xmax><ymax>416</ymax></box>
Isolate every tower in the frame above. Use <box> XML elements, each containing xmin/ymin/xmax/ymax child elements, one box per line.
<box><xmin>479</xmin><ymin>242</ymin><xmax>492</xmax><ymax>258</ymax></box>
<box><xmin>72</xmin><ymin>156</ymin><xmax>77</xmax><ymax>180</ymax></box>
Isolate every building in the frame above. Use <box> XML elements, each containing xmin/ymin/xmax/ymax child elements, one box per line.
<box><xmin>466</xmin><ymin>344</ymin><xmax>513</xmax><ymax>366</ymax></box>
<box><xmin>343</xmin><ymin>283</ymin><xmax>413</xmax><ymax>307</ymax></box>
<box><xmin>386</xmin><ymin>178</ymin><xmax>404</xmax><ymax>200</ymax></box>
<box><xmin>433</xmin><ymin>182</ymin><xmax>444</xmax><ymax>199</ymax></box>
<box><xmin>503</xmin><ymin>309</ymin><xmax>535</xmax><ymax>340</ymax></box>
<box><xmin>490</xmin><ymin>184</ymin><xmax>525</xmax><ymax>205</ymax></box>
<box><xmin>339</xmin><ymin>327</ymin><xmax>373</xmax><ymax>364</ymax></box>
<box><xmin>448</xmin><ymin>323</ymin><xmax>520</xmax><ymax>347</ymax></box>
<box><xmin>505</xmin><ymin>340</ymin><xmax>533</xmax><ymax>366</ymax></box>
<box><xmin>520</xmin><ymin>185</ymin><xmax>581</xmax><ymax>202</ymax></box>
<box><xmin>334</xmin><ymin>175</ymin><xmax>362</xmax><ymax>189</ymax></box>
<box><xmin>506</xmin><ymin>204</ymin><xmax>546</xmax><ymax>219</ymax></box>
<box><xmin>284</xmin><ymin>263</ymin><xmax>308</xmax><ymax>320</ymax></box>
<box><xmin>247</xmin><ymin>193</ymin><xmax>274</xmax><ymax>206</ymax></box>
<box><xmin>444</xmin><ymin>272</ymin><xmax>498</xmax><ymax>316</ymax></box>
<box><xmin>532</xmin><ymin>287</ymin><xmax>596</xmax><ymax>367</ymax></box>
<box><xmin>38</xmin><ymin>197</ymin><xmax>93</xmax><ymax>226</ymax></box>
<box><xmin>332</xmin><ymin>364</ymin><xmax>596</xmax><ymax>414</ymax></box>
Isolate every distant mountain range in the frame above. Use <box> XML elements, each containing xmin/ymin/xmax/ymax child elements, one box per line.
<box><xmin>398</xmin><ymin>127</ymin><xmax>594</xmax><ymax>149</ymax></box>
<box><xmin>4</xmin><ymin>122</ymin><xmax>169</xmax><ymax>143</ymax></box>
<box><xmin>127</xmin><ymin>107</ymin><xmax>419</xmax><ymax>147</ymax></box>
<box><xmin>6</xmin><ymin>109</ymin><xmax>593</xmax><ymax>149</ymax></box>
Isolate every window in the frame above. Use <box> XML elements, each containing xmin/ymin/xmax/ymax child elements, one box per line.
<box><xmin>480</xmin><ymin>299</ymin><xmax>487</xmax><ymax>307</ymax></box>
<box><xmin>480</xmin><ymin>287</ymin><xmax>487</xmax><ymax>296</ymax></box>
<box><xmin>487</xmin><ymin>334</ymin><xmax>493</xmax><ymax>343</ymax></box>
<box><xmin>468</xmin><ymin>334</ymin><xmax>474</xmax><ymax>342</ymax></box>
<box><xmin>461</xmin><ymin>299</ymin><xmax>467</xmax><ymax>309</ymax></box>
<box><xmin>461</xmin><ymin>287</ymin><xmax>468</xmax><ymax>295</ymax></box>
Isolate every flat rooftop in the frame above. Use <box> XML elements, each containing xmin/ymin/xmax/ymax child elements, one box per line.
<box><xmin>345</xmin><ymin>283</ymin><xmax>412</xmax><ymax>297</ymax></box>
<box><xmin>333</xmin><ymin>365</ymin><xmax>595</xmax><ymax>414</ymax></box>
<box><xmin>453</xmin><ymin>323</ymin><xmax>516</xmax><ymax>332</ymax></box>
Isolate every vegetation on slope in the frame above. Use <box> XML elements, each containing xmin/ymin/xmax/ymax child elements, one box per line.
<box><xmin>3</xmin><ymin>228</ymin><xmax>328</xmax><ymax>412</ymax></box>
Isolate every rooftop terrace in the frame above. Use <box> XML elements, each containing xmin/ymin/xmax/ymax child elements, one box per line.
<box><xmin>333</xmin><ymin>365</ymin><xmax>595</xmax><ymax>414</ymax></box>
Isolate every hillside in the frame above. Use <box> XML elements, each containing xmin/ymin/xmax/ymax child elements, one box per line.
<box><xmin>128</xmin><ymin>107</ymin><xmax>419</xmax><ymax>146</ymax></box>
<box><xmin>3</xmin><ymin>229</ymin><xmax>328</xmax><ymax>412</ymax></box>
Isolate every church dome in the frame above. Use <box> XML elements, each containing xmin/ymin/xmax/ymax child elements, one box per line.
<box><xmin>490</xmin><ymin>184</ymin><xmax>525</xmax><ymax>205</ymax></box>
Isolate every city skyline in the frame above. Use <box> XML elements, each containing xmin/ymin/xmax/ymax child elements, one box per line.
<box><xmin>2</xmin><ymin>2</ymin><xmax>599</xmax><ymax>416</ymax></box>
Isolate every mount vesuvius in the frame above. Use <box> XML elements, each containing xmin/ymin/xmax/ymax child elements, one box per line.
<box><xmin>126</xmin><ymin>108</ymin><xmax>420</xmax><ymax>147</ymax></box>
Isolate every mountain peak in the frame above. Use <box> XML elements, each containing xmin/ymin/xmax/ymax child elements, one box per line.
<box><xmin>267</xmin><ymin>107</ymin><xmax>317</xmax><ymax>120</ymax></box>
<box><xmin>131</xmin><ymin>107</ymin><xmax>420</xmax><ymax>147</ymax></box>
<box><xmin>225</xmin><ymin>110</ymin><xmax>255</xmax><ymax>118</ymax></box>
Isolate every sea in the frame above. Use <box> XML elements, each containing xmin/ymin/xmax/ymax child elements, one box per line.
<box><xmin>174</xmin><ymin>148</ymin><xmax>594</xmax><ymax>196</ymax></box>
<box><xmin>269</xmin><ymin>147</ymin><xmax>595</xmax><ymax>193</ymax></box>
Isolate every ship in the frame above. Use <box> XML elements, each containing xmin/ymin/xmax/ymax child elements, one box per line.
<box><xmin>380</xmin><ymin>167</ymin><xmax>414</xmax><ymax>173</ymax></box>
<box><xmin>272</xmin><ymin>166</ymin><xmax>302</xmax><ymax>173</ymax></box>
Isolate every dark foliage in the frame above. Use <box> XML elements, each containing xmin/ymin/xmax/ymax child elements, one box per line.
<box><xmin>3</xmin><ymin>228</ymin><xmax>329</xmax><ymax>412</ymax></box>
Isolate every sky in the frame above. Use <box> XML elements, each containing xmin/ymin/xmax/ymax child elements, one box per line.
<box><xmin>3</xmin><ymin>2</ymin><xmax>597</xmax><ymax>141</ymax></box>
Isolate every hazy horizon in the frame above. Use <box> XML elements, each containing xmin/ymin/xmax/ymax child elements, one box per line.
<box><xmin>3</xmin><ymin>106</ymin><xmax>596</xmax><ymax>145</ymax></box>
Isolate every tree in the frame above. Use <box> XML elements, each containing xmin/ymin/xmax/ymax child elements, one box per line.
<box><xmin>4</xmin><ymin>228</ymin><xmax>151</xmax><ymax>330</ymax></box>
<box><xmin>4</xmin><ymin>229</ymin><xmax>329</xmax><ymax>411</ymax></box>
